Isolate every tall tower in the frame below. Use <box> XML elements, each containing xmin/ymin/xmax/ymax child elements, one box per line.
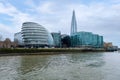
<box><xmin>71</xmin><ymin>10</ymin><xmax>77</xmax><ymax>35</ymax></box>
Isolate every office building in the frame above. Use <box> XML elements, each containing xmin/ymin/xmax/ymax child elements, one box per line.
<box><xmin>70</xmin><ymin>10</ymin><xmax>103</xmax><ymax>48</ymax></box>
<box><xmin>61</xmin><ymin>34</ymin><xmax>71</xmax><ymax>47</ymax></box>
<box><xmin>71</xmin><ymin>10</ymin><xmax>77</xmax><ymax>35</ymax></box>
<box><xmin>71</xmin><ymin>32</ymin><xmax>103</xmax><ymax>48</ymax></box>
<box><xmin>20</xmin><ymin>22</ymin><xmax>54</xmax><ymax>47</ymax></box>
<box><xmin>51</xmin><ymin>32</ymin><xmax>61</xmax><ymax>47</ymax></box>
<box><xmin>14</xmin><ymin>32</ymin><xmax>24</xmax><ymax>46</ymax></box>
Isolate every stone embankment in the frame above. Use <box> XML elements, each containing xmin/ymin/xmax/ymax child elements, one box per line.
<box><xmin>0</xmin><ymin>48</ymin><xmax>106</xmax><ymax>56</ymax></box>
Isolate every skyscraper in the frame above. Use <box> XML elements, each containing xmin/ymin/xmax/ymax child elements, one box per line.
<box><xmin>71</xmin><ymin>10</ymin><xmax>77</xmax><ymax>35</ymax></box>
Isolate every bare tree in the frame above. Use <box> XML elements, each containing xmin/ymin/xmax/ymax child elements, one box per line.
<box><xmin>4</xmin><ymin>38</ymin><xmax>11</xmax><ymax>48</ymax></box>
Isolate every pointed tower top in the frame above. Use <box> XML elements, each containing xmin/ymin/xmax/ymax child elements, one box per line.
<box><xmin>72</xmin><ymin>10</ymin><xmax>75</xmax><ymax>15</ymax></box>
<box><xmin>70</xmin><ymin>10</ymin><xmax>77</xmax><ymax>35</ymax></box>
<box><xmin>73</xmin><ymin>10</ymin><xmax>75</xmax><ymax>13</ymax></box>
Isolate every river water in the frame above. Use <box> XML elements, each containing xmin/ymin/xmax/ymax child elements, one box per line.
<box><xmin>0</xmin><ymin>51</ymin><xmax>120</xmax><ymax>80</ymax></box>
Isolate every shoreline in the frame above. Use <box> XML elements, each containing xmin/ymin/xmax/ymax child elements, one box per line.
<box><xmin>0</xmin><ymin>48</ymin><xmax>107</xmax><ymax>56</ymax></box>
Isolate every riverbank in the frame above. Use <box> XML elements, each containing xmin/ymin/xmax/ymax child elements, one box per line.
<box><xmin>0</xmin><ymin>48</ymin><xmax>106</xmax><ymax>56</ymax></box>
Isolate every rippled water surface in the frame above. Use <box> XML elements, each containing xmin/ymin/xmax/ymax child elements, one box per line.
<box><xmin>0</xmin><ymin>51</ymin><xmax>120</xmax><ymax>80</ymax></box>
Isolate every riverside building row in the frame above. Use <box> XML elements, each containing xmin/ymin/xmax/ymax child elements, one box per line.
<box><xmin>71</xmin><ymin>32</ymin><xmax>103</xmax><ymax>48</ymax></box>
<box><xmin>14</xmin><ymin>11</ymin><xmax>104</xmax><ymax>48</ymax></box>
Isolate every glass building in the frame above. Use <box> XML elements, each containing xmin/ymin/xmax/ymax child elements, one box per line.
<box><xmin>70</xmin><ymin>10</ymin><xmax>103</xmax><ymax>48</ymax></box>
<box><xmin>71</xmin><ymin>32</ymin><xmax>103</xmax><ymax>48</ymax></box>
<box><xmin>14</xmin><ymin>32</ymin><xmax>24</xmax><ymax>46</ymax></box>
<box><xmin>21</xmin><ymin>22</ymin><xmax>54</xmax><ymax>47</ymax></box>
<box><xmin>61</xmin><ymin>34</ymin><xmax>71</xmax><ymax>47</ymax></box>
<box><xmin>51</xmin><ymin>32</ymin><xmax>61</xmax><ymax>47</ymax></box>
<box><xmin>71</xmin><ymin>10</ymin><xmax>77</xmax><ymax>35</ymax></box>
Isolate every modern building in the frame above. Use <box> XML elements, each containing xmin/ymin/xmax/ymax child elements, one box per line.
<box><xmin>51</xmin><ymin>32</ymin><xmax>61</xmax><ymax>47</ymax></box>
<box><xmin>14</xmin><ymin>32</ymin><xmax>24</xmax><ymax>46</ymax></box>
<box><xmin>71</xmin><ymin>10</ymin><xmax>77</xmax><ymax>35</ymax></box>
<box><xmin>61</xmin><ymin>34</ymin><xmax>71</xmax><ymax>47</ymax></box>
<box><xmin>70</xmin><ymin>10</ymin><xmax>104</xmax><ymax>48</ymax></box>
<box><xmin>71</xmin><ymin>32</ymin><xmax>103</xmax><ymax>48</ymax></box>
<box><xmin>14</xmin><ymin>22</ymin><xmax>54</xmax><ymax>48</ymax></box>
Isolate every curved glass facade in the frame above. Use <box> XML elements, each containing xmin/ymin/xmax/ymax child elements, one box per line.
<box><xmin>21</xmin><ymin>22</ymin><xmax>54</xmax><ymax>47</ymax></box>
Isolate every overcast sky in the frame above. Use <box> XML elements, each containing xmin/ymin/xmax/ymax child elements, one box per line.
<box><xmin>0</xmin><ymin>0</ymin><xmax>120</xmax><ymax>47</ymax></box>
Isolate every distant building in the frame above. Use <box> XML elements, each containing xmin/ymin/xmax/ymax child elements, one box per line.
<box><xmin>0</xmin><ymin>41</ymin><xmax>4</xmax><ymax>48</ymax></box>
<box><xmin>92</xmin><ymin>34</ymin><xmax>103</xmax><ymax>48</ymax></box>
<box><xmin>104</xmin><ymin>42</ymin><xmax>118</xmax><ymax>51</ymax></box>
<box><xmin>71</xmin><ymin>32</ymin><xmax>103</xmax><ymax>48</ymax></box>
<box><xmin>51</xmin><ymin>32</ymin><xmax>61</xmax><ymax>47</ymax></box>
<box><xmin>14</xmin><ymin>22</ymin><xmax>54</xmax><ymax>48</ymax></box>
<box><xmin>61</xmin><ymin>35</ymin><xmax>71</xmax><ymax>47</ymax></box>
<box><xmin>22</xmin><ymin>22</ymin><xmax>54</xmax><ymax>48</ymax></box>
<box><xmin>0</xmin><ymin>38</ymin><xmax>17</xmax><ymax>48</ymax></box>
<box><xmin>104</xmin><ymin>42</ymin><xmax>113</xmax><ymax>48</ymax></box>
<box><xmin>14</xmin><ymin>32</ymin><xmax>24</xmax><ymax>46</ymax></box>
<box><xmin>70</xmin><ymin>10</ymin><xmax>104</xmax><ymax>48</ymax></box>
<box><xmin>71</xmin><ymin>10</ymin><xmax>77</xmax><ymax>35</ymax></box>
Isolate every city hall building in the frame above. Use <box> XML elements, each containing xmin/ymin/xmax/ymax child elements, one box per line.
<box><xmin>14</xmin><ymin>22</ymin><xmax>54</xmax><ymax>48</ymax></box>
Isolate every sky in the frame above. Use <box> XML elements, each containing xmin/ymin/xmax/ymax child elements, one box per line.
<box><xmin>0</xmin><ymin>0</ymin><xmax>120</xmax><ymax>47</ymax></box>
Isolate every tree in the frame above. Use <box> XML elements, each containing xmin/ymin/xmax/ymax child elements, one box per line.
<box><xmin>4</xmin><ymin>38</ymin><xmax>11</xmax><ymax>48</ymax></box>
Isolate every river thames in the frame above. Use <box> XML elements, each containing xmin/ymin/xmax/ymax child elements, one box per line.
<box><xmin>0</xmin><ymin>51</ymin><xmax>120</xmax><ymax>80</ymax></box>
